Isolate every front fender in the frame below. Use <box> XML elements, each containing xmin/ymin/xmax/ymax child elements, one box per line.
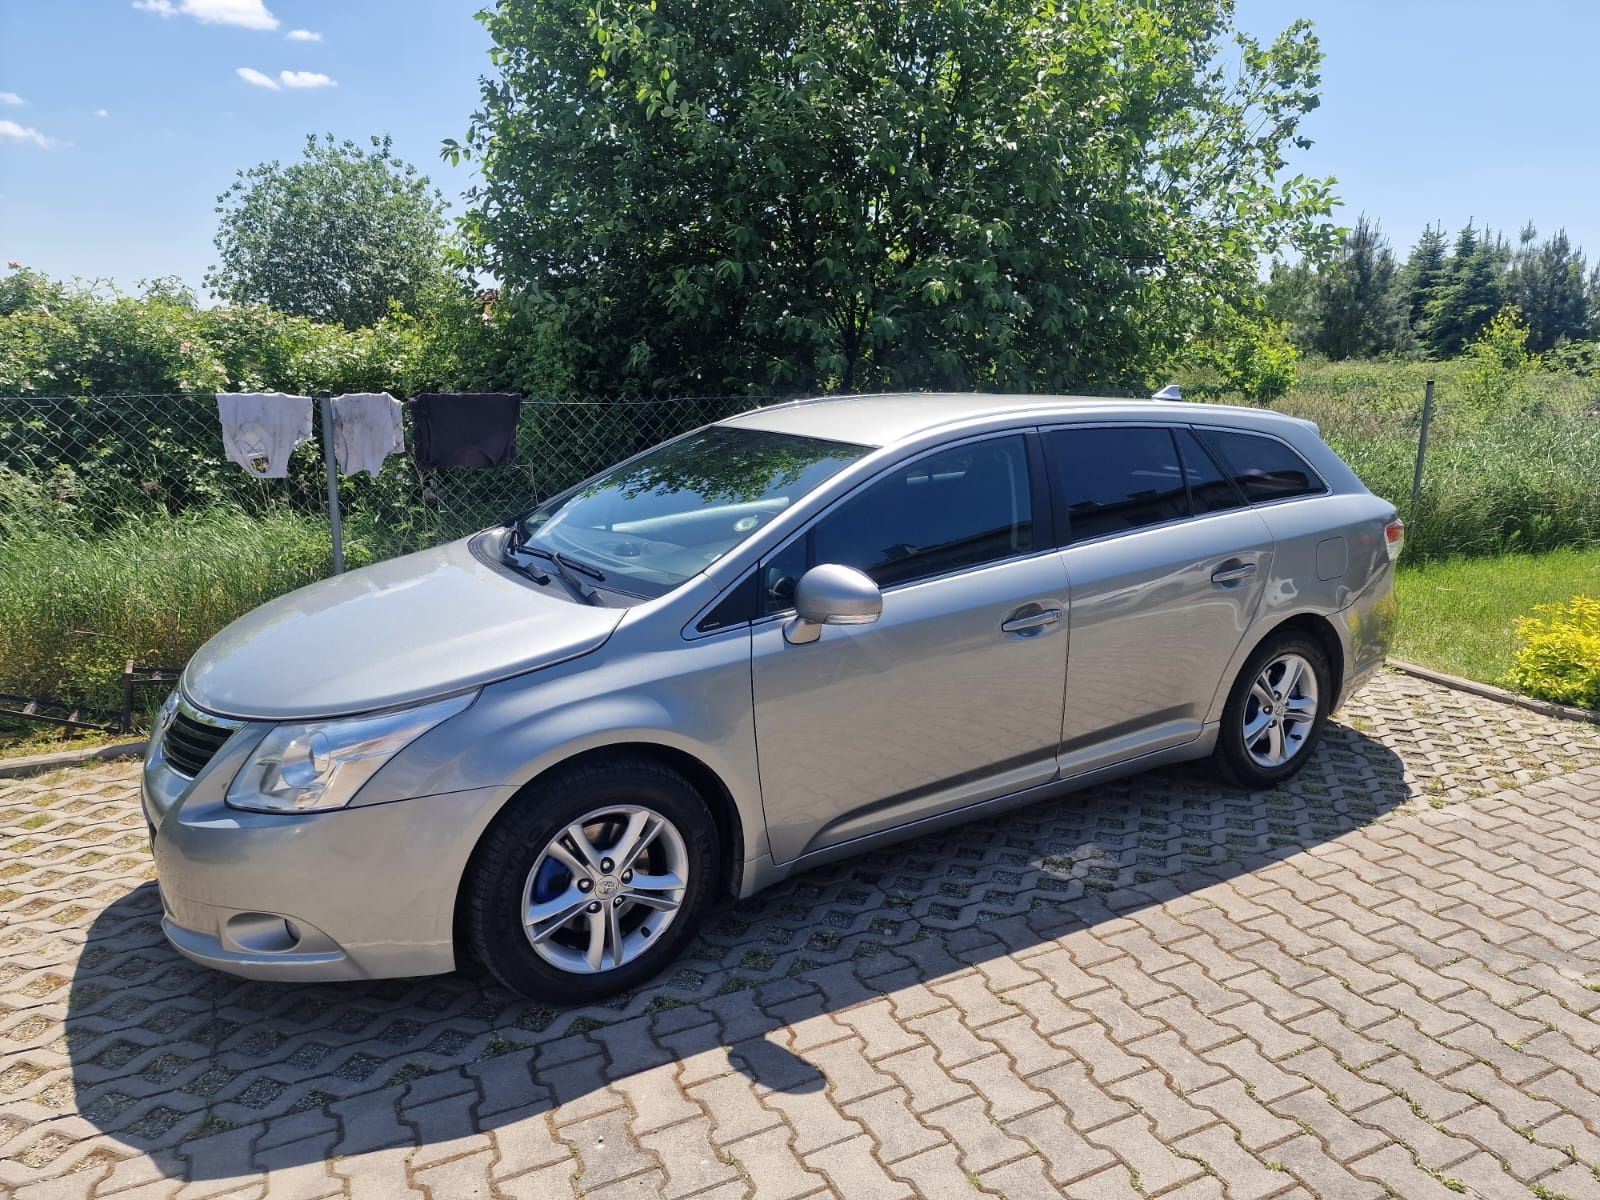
<box><xmin>353</xmin><ymin>627</ymin><xmax>765</xmax><ymax>858</ymax></box>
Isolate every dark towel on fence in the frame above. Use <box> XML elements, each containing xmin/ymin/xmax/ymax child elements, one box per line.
<box><xmin>411</xmin><ymin>393</ymin><xmax>522</xmax><ymax>469</ymax></box>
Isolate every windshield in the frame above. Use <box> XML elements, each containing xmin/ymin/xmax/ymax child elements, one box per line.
<box><xmin>512</xmin><ymin>425</ymin><xmax>869</xmax><ymax>598</ymax></box>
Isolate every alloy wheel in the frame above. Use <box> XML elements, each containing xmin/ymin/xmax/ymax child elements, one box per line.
<box><xmin>520</xmin><ymin>804</ymin><xmax>689</xmax><ymax>974</ymax></box>
<box><xmin>1242</xmin><ymin>652</ymin><xmax>1319</xmax><ymax>769</ymax></box>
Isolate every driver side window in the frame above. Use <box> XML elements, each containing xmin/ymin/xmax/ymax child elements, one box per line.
<box><xmin>761</xmin><ymin>435</ymin><xmax>1034</xmax><ymax>614</ymax></box>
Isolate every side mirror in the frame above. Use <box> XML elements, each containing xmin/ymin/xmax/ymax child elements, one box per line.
<box><xmin>784</xmin><ymin>563</ymin><xmax>882</xmax><ymax>645</ymax></box>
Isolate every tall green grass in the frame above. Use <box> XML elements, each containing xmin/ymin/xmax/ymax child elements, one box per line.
<box><xmin>0</xmin><ymin>504</ymin><xmax>337</xmax><ymax>712</ymax></box>
<box><xmin>1210</xmin><ymin>360</ymin><xmax>1600</xmax><ymax>561</ymax></box>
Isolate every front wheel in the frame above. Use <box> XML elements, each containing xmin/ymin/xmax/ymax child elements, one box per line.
<box><xmin>462</xmin><ymin>758</ymin><xmax>718</xmax><ymax>1003</ymax></box>
<box><xmin>1211</xmin><ymin>632</ymin><xmax>1332</xmax><ymax>789</ymax></box>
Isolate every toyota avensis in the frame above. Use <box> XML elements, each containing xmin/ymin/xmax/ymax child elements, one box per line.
<box><xmin>143</xmin><ymin>394</ymin><xmax>1401</xmax><ymax>1002</ymax></box>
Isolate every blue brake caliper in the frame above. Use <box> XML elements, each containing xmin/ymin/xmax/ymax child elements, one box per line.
<box><xmin>532</xmin><ymin>857</ymin><xmax>571</xmax><ymax>903</ymax></box>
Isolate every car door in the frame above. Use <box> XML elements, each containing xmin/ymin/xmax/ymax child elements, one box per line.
<box><xmin>1047</xmin><ymin>423</ymin><xmax>1274</xmax><ymax>776</ymax></box>
<box><xmin>751</xmin><ymin>432</ymin><xmax>1070</xmax><ymax>864</ymax></box>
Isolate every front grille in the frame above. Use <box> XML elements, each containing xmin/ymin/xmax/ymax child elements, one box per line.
<box><xmin>163</xmin><ymin>708</ymin><xmax>236</xmax><ymax>778</ymax></box>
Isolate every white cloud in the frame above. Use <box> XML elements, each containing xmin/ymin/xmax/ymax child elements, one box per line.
<box><xmin>0</xmin><ymin>93</ymin><xmax>24</xmax><ymax>107</ymax></box>
<box><xmin>95</xmin><ymin>109</ymin><xmax>110</xmax><ymax>118</ymax></box>
<box><xmin>278</xmin><ymin>70</ymin><xmax>335</xmax><ymax>89</ymax></box>
<box><xmin>285</xmin><ymin>28</ymin><xmax>321</xmax><ymax>42</ymax></box>
<box><xmin>0</xmin><ymin>120</ymin><xmax>56</xmax><ymax>149</ymax></box>
<box><xmin>186</xmin><ymin>0</ymin><xmax>278</xmax><ymax>29</ymax></box>
<box><xmin>235</xmin><ymin>66</ymin><xmax>280</xmax><ymax>90</ymax></box>
<box><xmin>135</xmin><ymin>0</ymin><xmax>279</xmax><ymax>31</ymax></box>
<box><xmin>237</xmin><ymin>67</ymin><xmax>335</xmax><ymax>92</ymax></box>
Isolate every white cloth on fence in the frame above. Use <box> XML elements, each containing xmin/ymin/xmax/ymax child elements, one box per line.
<box><xmin>216</xmin><ymin>392</ymin><xmax>313</xmax><ymax>479</ymax></box>
<box><xmin>330</xmin><ymin>391</ymin><xmax>405</xmax><ymax>477</ymax></box>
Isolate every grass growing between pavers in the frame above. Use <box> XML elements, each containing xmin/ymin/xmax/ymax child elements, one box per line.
<box><xmin>0</xmin><ymin>719</ymin><xmax>124</xmax><ymax>761</ymax></box>
<box><xmin>1393</xmin><ymin>547</ymin><xmax>1600</xmax><ymax>689</ymax></box>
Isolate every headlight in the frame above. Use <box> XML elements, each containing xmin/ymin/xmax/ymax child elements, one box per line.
<box><xmin>226</xmin><ymin>692</ymin><xmax>477</xmax><ymax>814</ymax></box>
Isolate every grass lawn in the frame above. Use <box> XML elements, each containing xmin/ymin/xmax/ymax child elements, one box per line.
<box><xmin>1394</xmin><ymin>546</ymin><xmax>1600</xmax><ymax>686</ymax></box>
<box><xmin>0</xmin><ymin>718</ymin><xmax>134</xmax><ymax>761</ymax></box>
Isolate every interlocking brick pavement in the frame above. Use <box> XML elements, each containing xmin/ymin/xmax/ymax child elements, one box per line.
<box><xmin>3</xmin><ymin>669</ymin><xmax>1600</xmax><ymax>1198</ymax></box>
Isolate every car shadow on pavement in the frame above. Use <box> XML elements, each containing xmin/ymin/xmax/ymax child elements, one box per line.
<box><xmin>64</xmin><ymin>720</ymin><xmax>1412</xmax><ymax>1181</ymax></box>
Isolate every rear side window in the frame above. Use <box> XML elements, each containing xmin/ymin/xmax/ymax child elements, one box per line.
<box><xmin>1198</xmin><ymin>429</ymin><xmax>1324</xmax><ymax>503</ymax></box>
<box><xmin>1049</xmin><ymin>427</ymin><xmax>1187</xmax><ymax>542</ymax></box>
<box><xmin>1174</xmin><ymin>428</ymin><xmax>1246</xmax><ymax>515</ymax></box>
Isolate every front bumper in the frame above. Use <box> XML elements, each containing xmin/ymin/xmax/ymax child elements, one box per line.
<box><xmin>142</xmin><ymin>719</ymin><xmax>511</xmax><ymax>983</ymax></box>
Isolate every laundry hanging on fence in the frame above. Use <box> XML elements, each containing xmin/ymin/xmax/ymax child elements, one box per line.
<box><xmin>216</xmin><ymin>392</ymin><xmax>313</xmax><ymax>479</ymax></box>
<box><xmin>330</xmin><ymin>391</ymin><xmax>405</xmax><ymax>477</ymax></box>
<box><xmin>411</xmin><ymin>392</ymin><xmax>522</xmax><ymax>469</ymax></box>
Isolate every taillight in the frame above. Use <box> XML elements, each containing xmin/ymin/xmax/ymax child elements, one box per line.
<box><xmin>1384</xmin><ymin>518</ymin><xmax>1405</xmax><ymax>561</ymax></box>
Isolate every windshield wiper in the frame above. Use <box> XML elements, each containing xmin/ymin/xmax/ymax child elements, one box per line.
<box><xmin>503</xmin><ymin>558</ymin><xmax>551</xmax><ymax>586</ymax></box>
<box><xmin>554</xmin><ymin>552</ymin><xmax>605</xmax><ymax>582</ymax></box>
<box><xmin>522</xmin><ymin>546</ymin><xmax>605</xmax><ymax>607</ymax></box>
<box><xmin>499</xmin><ymin>526</ymin><xmax>550</xmax><ymax>584</ymax></box>
<box><xmin>500</xmin><ymin>521</ymin><xmax>606</xmax><ymax>606</ymax></box>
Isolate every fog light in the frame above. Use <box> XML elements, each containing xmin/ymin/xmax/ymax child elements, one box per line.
<box><xmin>224</xmin><ymin>912</ymin><xmax>301</xmax><ymax>954</ymax></box>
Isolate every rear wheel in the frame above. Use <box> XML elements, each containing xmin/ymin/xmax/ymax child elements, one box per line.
<box><xmin>1212</xmin><ymin>631</ymin><xmax>1331</xmax><ymax>789</ymax></box>
<box><xmin>462</xmin><ymin>758</ymin><xmax>717</xmax><ymax>1003</ymax></box>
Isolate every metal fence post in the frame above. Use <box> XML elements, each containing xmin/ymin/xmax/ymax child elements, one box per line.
<box><xmin>318</xmin><ymin>392</ymin><xmax>345</xmax><ymax>575</ymax></box>
<box><xmin>1410</xmin><ymin>378</ymin><xmax>1435</xmax><ymax>518</ymax></box>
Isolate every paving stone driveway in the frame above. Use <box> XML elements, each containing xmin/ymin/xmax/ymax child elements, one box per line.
<box><xmin>4</xmin><ymin>669</ymin><xmax>1600</xmax><ymax>1199</ymax></box>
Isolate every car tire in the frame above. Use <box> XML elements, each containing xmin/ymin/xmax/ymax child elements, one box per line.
<box><xmin>1211</xmin><ymin>630</ymin><xmax>1332</xmax><ymax>790</ymax></box>
<box><xmin>462</xmin><ymin>757</ymin><xmax>718</xmax><ymax>1004</ymax></box>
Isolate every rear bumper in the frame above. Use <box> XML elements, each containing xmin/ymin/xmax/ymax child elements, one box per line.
<box><xmin>1334</xmin><ymin>564</ymin><xmax>1399</xmax><ymax>708</ymax></box>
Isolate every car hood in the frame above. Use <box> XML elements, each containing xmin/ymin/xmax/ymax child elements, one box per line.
<box><xmin>182</xmin><ymin>535</ymin><xmax>625</xmax><ymax>721</ymax></box>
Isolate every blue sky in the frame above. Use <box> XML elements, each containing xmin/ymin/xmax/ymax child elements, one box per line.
<box><xmin>2</xmin><ymin>0</ymin><xmax>1596</xmax><ymax>294</ymax></box>
<box><xmin>0</xmin><ymin>0</ymin><xmax>490</xmax><ymax>292</ymax></box>
<box><xmin>1236</xmin><ymin>0</ymin><xmax>1600</xmax><ymax>264</ymax></box>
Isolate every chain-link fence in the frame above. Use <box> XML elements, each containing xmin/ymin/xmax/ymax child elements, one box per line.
<box><xmin>0</xmin><ymin>391</ymin><xmax>781</xmax><ymax>713</ymax></box>
<box><xmin>341</xmin><ymin>394</ymin><xmax>770</xmax><ymax>557</ymax></box>
<box><xmin>0</xmin><ymin>391</ymin><xmax>778</xmax><ymax>556</ymax></box>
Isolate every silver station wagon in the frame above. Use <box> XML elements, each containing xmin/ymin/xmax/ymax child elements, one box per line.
<box><xmin>143</xmin><ymin>394</ymin><xmax>1402</xmax><ymax>1002</ymax></box>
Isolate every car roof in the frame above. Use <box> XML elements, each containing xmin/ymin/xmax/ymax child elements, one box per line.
<box><xmin>716</xmin><ymin>392</ymin><xmax>1309</xmax><ymax>449</ymax></box>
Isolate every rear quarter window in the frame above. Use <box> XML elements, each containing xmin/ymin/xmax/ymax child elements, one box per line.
<box><xmin>1173</xmin><ymin>427</ymin><xmax>1246</xmax><ymax>515</ymax></box>
<box><xmin>1197</xmin><ymin>429</ymin><xmax>1325</xmax><ymax>503</ymax></box>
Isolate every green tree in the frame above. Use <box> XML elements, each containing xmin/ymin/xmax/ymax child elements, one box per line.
<box><xmin>457</xmin><ymin>0</ymin><xmax>1336</xmax><ymax>395</ymax></box>
<box><xmin>1307</xmin><ymin>215</ymin><xmax>1404</xmax><ymax>359</ymax></box>
<box><xmin>1422</xmin><ymin>223</ymin><xmax>1507</xmax><ymax>358</ymax></box>
<box><xmin>1507</xmin><ymin>224</ymin><xmax>1589</xmax><ymax>352</ymax></box>
<box><xmin>1393</xmin><ymin>223</ymin><xmax>1448</xmax><ymax>338</ymax></box>
<box><xmin>1458</xmin><ymin>305</ymin><xmax>1536</xmax><ymax>410</ymax></box>
<box><xmin>1590</xmin><ymin>262</ymin><xmax>1600</xmax><ymax>339</ymax></box>
<box><xmin>207</xmin><ymin>134</ymin><xmax>449</xmax><ymax>329</ymax></box>
<box><xmin>1263</xmin><ymin>258</ymin><xmax>1318</xmax><ymax>346</ymax></box>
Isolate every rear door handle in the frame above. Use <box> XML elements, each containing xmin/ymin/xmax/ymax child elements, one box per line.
<box><xmin>1210</xmin><ymin>562</ymin><xmax>1258</xmax><ymax>585</ymax></box>
<box><xmin>1001</xmin><ymin>606</ymin><xmax>1063</xmax><ymax>634</ymax></box>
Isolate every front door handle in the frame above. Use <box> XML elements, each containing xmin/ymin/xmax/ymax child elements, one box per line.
<box><xmin>1211</xmin><ymin>562</ymin><xmax>1258</xmax><ymax>585</ymax></box>
<box><xmin>1000</xmin><ymin>606</ymin><xmax>1063</xmax><ymax>634</ymax></box>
